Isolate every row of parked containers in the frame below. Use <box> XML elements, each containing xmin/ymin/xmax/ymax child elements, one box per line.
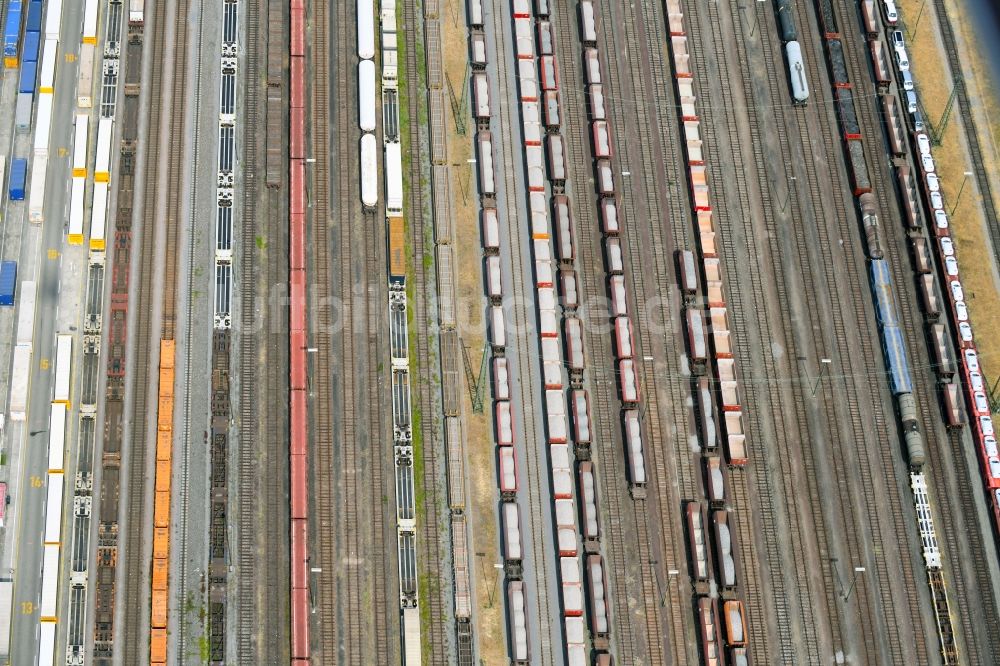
<box><xmin>664</xmin><ymin>0</ymin><xmax>754</xmax><ymax>661</ymax></box>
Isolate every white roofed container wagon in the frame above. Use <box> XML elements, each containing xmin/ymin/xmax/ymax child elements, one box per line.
<box><xmin>39</xmin><ymin>39</ymin><xmax>56</xmax><ymax>91</ymax></box>
<box><xmin>28</xmin><ymin>156</ymin><xmax>46</xmax><ymax>222</ymax></box>
<box><xmin>560</xmin><ymin>556</ymin><xmax>583</xmax><ymax>616</ymax></box>
<box><xmin>384</xmin><ymin>141</ymin><xmax>403</xmax><ymax>214</ymax></box>
<box><xmin>44</xmin><ymin>0</ymin><xmax>62</xmax><ymax>40</ymax></box>
<box><xmin>34</xmin><ymin>92</ymin><xmax>52</xmax><ymax>156</ymax></box>
<box><xmin>9</xmin><ymin>346</ymin><xmax>31</xmax><ymax>420</ymax></box>
<box><xmin>502</xmin><ymin>502</ymin><xmax>523</xmax><ymax>566</ymax></box>
<box><xmin>473</xmin><ymin>71</ymin><xmax>490</xmax><ymax>121</ymax></box>
<box><xmin>68</xmin><ymin>178</ymin><xmax>85</xmax><ymax>245</ymax></box>
<box><xmin>578</xmin><ymin>0</ymin><xmax>597</xmax><ymax>44</ymax></box>
<box><xmin>47</xmin><ymin>403</ymin><xmax>66</xmax><ymax>473</ymax></box>
<box><xmin>90</xmin><ymin>181</ymin><xmax>109</xmax><ymax>250</ymax></box>
<box><xmin>358</xmin><ymin>0</ymin><xmax>375</xmax><ymax>59</ymax></box>
<box><xmin>95</xmin><ymin>117</ymin><xmax>114</xmax><ymax>182</ymax></box>
<box><xmin>360</xmin><ymin>133</ymin><xmax>378</xmax><ymax>209</ymax></box>
<box><xmin>358</xmin><ymin>60</ymin><xmax>377</xmax><ymax>132</ymax></box>
<box><xmin>496</xmin><ymin>400</ymin><xmax>514</xmax><ymax>446</ymax></box>
<box><xmin>16</xmin><ymin>281</ymin><xmax>37</xmax><ymax>348</ymax></box>
<box><xmin>555</xmin><ymin>499</ymin><xmax>578</xmax><ymax>556</ymax></box>
<box><xmin>477</xmin><ymin>131</ymin><xmax>495</xmax><ymax>197</ymax></box>
<box><xmin>579</xmin><ymin>461</ymin><xmax>600</xmax><ymax>544</ymax></box>
<box><xmin>39</xmin><ymin>544</ymin><xmax>60</xmax><ymax>621</ymax></box>
<box><xmin>73</xmin><ymin>114</ymin><xmax>89</xmax><ymax>177</ymax></box>
<box><xmin>507</xmin><ymin>581</ymin><xmax>529</xmax><ymax>664</ymax></box>
<box><xmin>498</xmin><ymin>446</ymin><xmax>518</xmax><ymax>497</ymax></box>
<box><xmin>53</xmin><ymin>333</ymin><xmax>73</xmax><ymax>405</ymax></box>
<box><xmin>83</xmin><ymin>0</ymin><xmax>99</xmax><ymax>43</ymax></box>
<box><xmin>43</xmin><ymin>473</ymin><xmax>64</xmax><ymax>544</ymax></box>
<box><xmin>624</xmin><ymin>409</ymin><xmax>646</xmax><ymax>489</ymax></box>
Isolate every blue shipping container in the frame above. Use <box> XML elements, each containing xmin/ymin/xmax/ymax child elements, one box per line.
<box><xmin>9</xmin><ymin>158</ymin><xmax>27</xmax><ymax>200</ymax></box>
<box><xmin>3</xmin><ymin>0</ymin><xmax>23</xmax><ymax>60</ymax></box>
<box><xmin>0</xmin><ymin>262</ymin><xmax>16</xmax><ymax>307</ymax></box>
<box><xmin>22</xmin><ymin>31</ymin><xmax>38</xmax><ymax>62</ymax></box>
<box><xmin>18</xmin><ymin>61</ymin><xmax>36</xmax><ymax>94</ymax></box>
<box><xmin>24</xmin><ymin>1</ymin><xmax>41</xmax><ymax>33</ymax></box>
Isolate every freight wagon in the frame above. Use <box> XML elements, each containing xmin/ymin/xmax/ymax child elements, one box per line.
<box><xmin>785</xmin><ymin>41</ymin><xmax>809</xmax><ymax>105</ymax></box>
<box><xmin>8</xmin><ymin>158</ymin><xmax>26</xmax><ymax>200</ymax></box>
<box><xmin>0</xmin><ymin>261</ymin><xmax>16</xmax><ymax>306</ymax></box>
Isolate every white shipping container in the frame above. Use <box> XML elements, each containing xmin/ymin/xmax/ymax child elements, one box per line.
<box><xmin>73</xmin><ymin>114</ymin><xmax>89</xmax><ymax>176</ymax></box>
<box><xmin>34</xmin><ymin>92</ymin><xmax>53</xmax><ymax>156</ymax></box>
<box><xmin>29</xmin><ymin>155</ymin><xmax>47</xmax><ymax>223</ymax></box>
<box><xmin>43</xmin><ymin>473</ymin><xmax>63</xmax><ymax>543</ymax></box>
<box><xmin>44</xmin><ymin>0</ymin><xmax>63</xmax><ymax>40</ymax></box>
<box><xmin>358</xmin><ymin>0</ymin><xmax>376</xmax><ymax>59</ymax></box>
<box><xmin>48</xmin><ymin>403</ymin><xmax>66</xmax><ymax>473</ymax></box>
<box><xmin>40</xmin><ymin>39</ymin><xmax>58</xmax><ymax>92</ymax></box>
<box><xmin>77</xmin><ymin>43</ymin><xmax>95</xmax><ymax>108</ymax></box>
<box><xmin>90</xmin><ymin>180</ymin><xmax>108</xmax><ymax>250</ymax></box>
<box><xmin>39</xmin><ymin>544</ymin><xmax>60</xmax><ymax>620</ymax></box>
<box><xmin>95</xmin><ymin>116</ymin><xmax>113</xmax><ymax>181</ymax></box>
<box><xmin>9</xmin><ymin>346</ymin><xmax>32</xmax><ymax>421</ymax></box>
<box><xmin>54</xmin><ymin>334</ymin><xmax>72</xmax><ymax>404</ymax></box>
<box><xmin>68</xmin><ymin>178</ymin><xmax>85</xmax><ymax>245</ymax></box>
<box><xmin>129</xmin><ymin>0</ymin><xmax>144</xmax><ymax>24</ymax></box>
<box><xmin>38</xmin><ymin>621</ymin><xmax>56</xmax><ymax>666</ymax></box>
<box><xmin>0</xmin><ymin>581</ymin><xmax>12</xmax><ymax>656</ymax></box>
<box><xmin>384</xmin><ymin>142</ymin><xmax>403</xmax><ymax>213</ymax></box>
<box><xmin>16</xmin><ymin>281</ymin><xmax>37</xmax><ymax>348</ymax></box>
<box><xmin>358</xmin><ymin>60</ymin><xmax>377</xmax><ymax>132</ymax></box>
<box><xmin>83</xmin><ymin>0</ymin><xmax>99</xmax><ymax>42</ymax></box>
<box><xmin>360</xmin><ymin>133</ymin><xmax>378</xmax><ymax>208</ymax></box>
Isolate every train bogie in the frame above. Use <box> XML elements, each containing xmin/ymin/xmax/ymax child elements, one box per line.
<box><xmin>624</xmin><ymin>409</ymin><xmax>646</xmax><ymax>486</ymax></box>
<box><xmin>698</xmin><ymin>597</ymin><xmax>722</xmax><ymax>666</ymax></box>
<box><xmin>547</xmin><ymin>133</ymin><xmax>566</xmax><ymax>183</ymax></box>
<box><xmin>551</xmin><ymin>443</ymin><xmax>573</xmax><ymax>498</ymax></box>
<box><xmin>584</xmin><ymin>48</ymin><xmax>602</xmax><ymax>85</ymax></box>
<box><xmin>713</xmin><ymin>510</ymin><xmax>737</xmax><ymax>589</ymax></box>
<box><xmin>596</xmin><ymin>159</ymin><xmax>615</xmax><ymax>197</ymax></box>
<box><xmin>518</xmin><ymin>60</ymin><xmax>538</xmax><ymax>102</ymax></box>
<box><xmin>515</xmin><ymin>17</ymin><xmax>534</xmax><ymax>59</ymax></box>
<box><xmin>706</xmin><ymin>455</ymin><xmax>726</xmax><ymax>507</ymax></box>
<box><xmin>555</xmin><ymin>499</ymin><xmax>579</xmax><ymax>556</ymax></box>
<box><xmin>786</xmin><ymin>41</ymin><xmax>809</xmax><ymax>105</ymax></box>
<box><xmin>482</xmin><ymin>207</ymin><xmax>500</xmax><ymax>253</ymax></box>
<box><xmin>931</xmin><ymin>324</ymin><xmax>955</xmax><ymax>380</ymax></box>
<box><xmin>540</xmin><ymin>55</ymin><xmax>559</xmax><ymax>90</ymax></box>
<box><xmin>572</xmin><ymin>390</ymin><xmax>592</xmax><ymax>445</ymax></box>
<box><xmin>601</xmin><ymin>198</ymin><xmax>619</xmax><ymax>234</ymax></box>
<box><xmin>723</xmin><ymin>600</ymin><xmax>747</xmax><ymax>647</ymax></box>
<box><xmin>943</xmin><ymin>382</ymin><xmax>965</xmax><ymax>429</ymax></box>
<box><xmin>561</xmin><ymin>270</ymin><xmax>579</xmax><ymax>309</ymax></box>
<box><xmin>470</xmin><ymin>31</ymin><xmax>487</xmax><ymax>69</ymax></box>
<box><xmin>592</xmin><ymin>121</ymin><xmax>613</xmax><ymax>158</ymax></box>
<box><xmin>508</xmin><ymin>582</ymin><xmax>529</xmax><ymax>663</ymax></box>
<box><xmin>499</xmin><ymin>446</ymin><xmax>518</xmax><ymax>495</ymax></box>
<box><xmin>487</xmin><ymin>255</ymin><xmax>503</xmax><ymax>302</ymax></box>
<box><xmin>473</xmin><ymin>71</ymin><xmax>491</xmax><ymax>120</ymax></box>
<box><xmin>543</xmin><ymin>90</ymin><xmax>561</xmax><ymax>130</ymax></box>
<box><xmin>579</xmin><ymin>461</ymin><xmax>600</xmax><ymax>541</ymax></box>
<box><xmin>477</xmin><ymin>131</ymin><xmax>496</xmax><ymax>196</ymax></box>
<box><xmin>537</xmin><ymin>20</ymin><xmax>555</xmax><ymax>55</ymax></box>
<box><xmin>496</xmin><ymin>401</ymin><xmax>514</xmax><ymax>446</ymax></box>
<box><xmin>546</xmin><ymin>390</ymin><xmax>569</xmax><ymax>444</ymax></box>
<box><xmin>565</xmin><ymin>317</ymin><xmax>585</xmax><ymax>373</ymax></box>
<box><xmin>687</xmin><ymin>502</ymin><xmax>710</xmax><ymax>581</ymax></box>
<box><xmin>579</xmin><ymin>0</ymin><xmax>597</xmax><ymax>45</ymax></box>
<box><xmin>697</xmin><ymin>377</ymin><xmax>719</xmax><ymax>450</ymax></box>
<box><xmin>491</xmin><ymin>304</ymin><xmax>506</xmax><ymax>349</ymax></box>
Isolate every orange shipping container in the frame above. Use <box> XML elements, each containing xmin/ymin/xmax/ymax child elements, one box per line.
<box><xmin>156</xmin><ymin>430</ymin><xmax>172</xmax><ymax>462</ymax></box>
<box><xmin>154</xmin><ymin>491</ymin><xmax>171</xmax><ymax>527</ymax></box>
<box><xmin>388</xmin><ymin>216</ymin><xmax>406</xmax><ymax>278</ymax></box>
<box><xmin>159</xmin><ymin>341</ymin><xmax>175</xmax><ymax>368</ymax></box>
<box><xmin>152</xmin><ymin>557</ymin><xmax>169</xmax><ymax>591</ymax></box>
<box><xmin>150</xmin><ymin>589</ymin><xmax>168</xmax><ymax>628</ymax></box>
<box><xmin>153</xmin><ymin>527</ymin><xmax>170</xmax><ymax>559</ymax></box>
<box><xmin>150</xmin><ymin>628</ymin><xmax>168</xmax><ymax>663</ymax></box>
<box><xmin>155</xmin><ymin>459</ymin><xmax>171</xmax><ymax>493</ymax></box>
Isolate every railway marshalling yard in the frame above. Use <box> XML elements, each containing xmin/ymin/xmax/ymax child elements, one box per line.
<box><xmin>0</xmin><ymin>0</ymin><xmax>998</xmax><ymax>662</ymax></box>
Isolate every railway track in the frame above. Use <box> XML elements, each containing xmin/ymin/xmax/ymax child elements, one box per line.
<box><xmin>117</xmin><ymin>0</ymin><xmax>192</xmax><ymax>659</ymax></box>
<box><xmin>683</xmin><ymin>1</ymin><xmax>822</xmax><ymax>660</ymax></box>
<box><xmin>397</xmin><ymin>0</ymin><xmax>451</xmax><ymax>658</ymax></box>
<box><xmin>175</xmin><ymin>0</ymin><xmax>208</xmax><ymax>658</ymax></box>
<box><xmin>832</xmin><ymin>0</ymin><xmax>1000</xmax><ymax>660</ymax></box>
<box><xmin>927</xmin><ymin>0</ymin><xmax>1000</xmax><ymax>266</ymax></box>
